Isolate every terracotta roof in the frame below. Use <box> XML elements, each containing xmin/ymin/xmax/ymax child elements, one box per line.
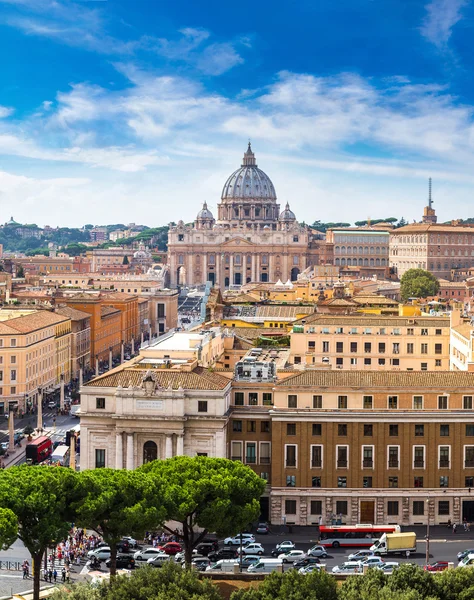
<box><xmin>225</xmin><ymin>327</ymin><xmax>288</xmax><ymax>341</ymax></box>
<box><xmin>295</xmin><ymin>313</ymin><xmax>449</xmax><ymax>327</ymax></box>
<box><xmin>100</xmin><ymin>306</ymin><xmax>120</xmax><ymax>317</ymax></box>
<box><xmin>101</xmin><ymin>292</ymin><xmax>137</xmax><ymax>301</ymax></box>
<box><xmin>392</xmin><ymin>223</ymin><xmax>474</xmax><ymax>234</ymax></box>
<box><xmin>84</xmin><ymin>366</ymin><xmax>230</xmax><ymax>390</ymax></box>
<box><xmin>256</xmin><ymin>305</ymin><xmax>316</xmax><ymax>319</ymax></box>
<box><xmin>0</xmin><ymin>310</ymin><xmax>69</xmax><ymax>333</ymax></box>
<box><xmin>55</xmin><ymin>306</ymin><xmax>91</xmax><ymax>321</ymax></box>
<box><xmin>452</xmin><ymin>323</ymin><xmax>473</xmax><ymax>339</ymax></box>
<box><xmin>277</xmin><ymin>370</ymin><xmax>474</xmax><ymax>389</ymax></box>
<box><xmin>318</xmin><ymin>298</ymin><xmax>357</xmax><ymax>307</ymax></box>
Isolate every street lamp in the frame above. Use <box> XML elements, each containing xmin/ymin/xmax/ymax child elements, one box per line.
<box><xmin>425</xmin><ymin>498</ymin><xmax>430</xmax><ymax>565</ymax></box>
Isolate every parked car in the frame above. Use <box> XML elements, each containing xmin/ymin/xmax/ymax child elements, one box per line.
<box><xmin>457</xmin><ymin>549</ymin><xmax>474</xmax><ymax>561</ymax></box>
<box><xmin>189</xmin><ymin>557</ymin><xmax>211</xmax><ymax>571</ymax></box>
<box><xmin>240</xmin><ymin>555</ymin><xmax>261</xmax><ymax>566</ymax></box>
<box><xmin>122</xmin><ymin>536</ymin><xmax>138</xmax><ymax>548</ymax></box>
<box><xmin>359</xmin><ymin>557</ymin><xmax>385</xmax><ymax>568</ymax></box>
<box><xmin>87</xmin><ymin>547</ymin><xmax>111</xmax><ymax>561</ymax></box>
<box><xmin>236</xmin><ymin>543</ymin><xmax>265</xmax><ymax>556</ymax></box>
<box><xmin>116</xmin><ymin>540</ymin><xmax>130</xmax><ymax>553</ymax></box>
<box><xmin>256</xmin><ymin>523</ymin><xmax>269</xmax><ymax>534</ymax></box>
<box><xmin>224</xmin><ymin>534</ymin><xmax>255</xmax><ymax>546</ymax></box>
<box><xmin>157</xmin><ymin>542</ymin><xmax>182</xmax><ymax>555</ymax></box>
<box><xmin>105</xmin><ymin>554</ymin><xmax>135</xmax><ymax>569</ymax></box>
<box><xmin>47</xmin><ymin>401</ymin><xmax>57</xmax><ymax>409</ymax></box>
<box><xmin>147</xmin><ymin>554</ymin><xmax>172</xmax><ymax>568</ymax></box>
<box><xmin>0</xmin><ymin>442</ymin><xmax>8</xmax><ymax>451</ymax></box>
<box><xmin>424</xmin><ymin>561</ymin><xmax>449</xmax><ymax>572</ymax></box>
<box><xmin>332</xmin><ymin>561</ymin><xmax>363</xmax><ymax>574</ymax></box>
<box><xmin>293</xmin><ymin>556</ymin><xmax>321</xmax><ymax>569</ymax></box>
<box><xmin>307</xmin><ymin>545</ymin><xmax>328</xmax><ymax>558</ymax></box>
<box><xmin>348</xmin><ymin>550</ymin><xmax>375</xmax><ymax>562</ymax></box>
<box><xmin>299</xmin><ymin>564</ymin><xmax>321</xmax><ymax>575</ymax></box>
<box><xmin>134</xmin><ymin>548</ymin><xmax>167</xmax><ymax>562</ymax></box>
<box><xmin>208</xmin><ymin>548</ymin><xmax>238</xmax><ymax>562</ymax></box>
<box><xmin>271</xmin><ymin>541</ymin><xmax>295</xmax><ymax>557</ymax></box>
<box><xmin>278</xmin><ymin>550</ymin><xmax>306</xmax><ymax>564</ymax></box>
<box><xmin>376</xmin><ymin>562</ymin><xmax>399</xmax><ymax>574</ymax></box>
<box><xmin>174</xmin><ymin>549</ymin><xmax>199</xmax><ymax>563</ymax></box>
<box><xmin>196</xmin><ymin>542</ymin><xmax>219</xmax><ymax>556</ymax></box>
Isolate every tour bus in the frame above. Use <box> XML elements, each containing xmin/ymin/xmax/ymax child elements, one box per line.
<box><xmin>319</xmin><ymin>524</ymin><xmax>401</xmax><ymax>548</ymax></box>
<box><xmin>50</xmin><ymin>444</ymin><xmax>70</xmax><ymax>466</ymax></box>
<box><xmin>25</xmin><ymin>436</ymin><xmax>53</xmax><ymax>465</ymax></box>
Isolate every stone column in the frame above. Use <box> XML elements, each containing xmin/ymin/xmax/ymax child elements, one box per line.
<box><xmin>60</xmin><ymin>374</ymin><xmax>65</xmax><ymax>411</ymax></box>
<box><xmin>268</xmin><ymin>254</ymin><xmax>274</xmax><ymax>283</ymax></box>
<box><xmin>202</xmin><ymin>254</ymin><xmax>207</xmax><ymax>285</ymax></box>
<box><xmin>255</xmin><ymin>255</ymin><xmax>260</xmax><ymax>282</ymax></box>
<box><xmin>37</xmin><ymin>389</ymin><xmax>43</xmax><ymax>433</ymax></box>
<box><xmin>95</xmin><ymin>356</ymin><xmax>99</xmax><ymax>377</ymax></box>
<box><xmin>229</xmin><ymin>255</ymin><xmax>234</xmax><ymax>287</ymax></box>
<box><xmin>126</xmin><ymin>434</ymin><xmax>134</xmax><ymax>470</ymax></box>
<box><xmin>141</xmin><ymin>331</ymin><xmax>144</xmax><ymax>345</ymax></box>
<box><xmin>109</xmin><ymin>348</ymin><xmax>113</xmax><ymax>370</ymax></box>
<box><xmin>121</xmin><ymin>342</ymin><xmax>124</xmax><ymax>364</ymax></box>
<box><xmin>165</xmin><ymin>435</ymin><xmax>173</xmax><ymax>459</ymax></box>
<box><xmin>131</xmin><ymin>338</ymin><xmax>135</xmax><ymax>355</ymax></box>
<box><xmin>251</xmin><ymin>255</ymin><xmax>256</xmax><ymax>282</ymax></box>
<box><xmin>79</xmin><ymin>367</ymin><xmax>83</xmax><ymax>388</ymax></box>
<box><xmin>115</xmin><ymin>431</ymin><xmax>123</xmax><ymax>469</ymax></box>
<box><xmin>176</xmin><ymin>435</ymin><xmax>184</xmax><ymax>456</ymax></box>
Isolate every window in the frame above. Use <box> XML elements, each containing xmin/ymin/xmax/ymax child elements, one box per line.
<box><xmin>438</xmin><ymin>396</ymin><xmax>448</xmax><ymax>409</ymax></box>
<box><xmin>96</xmin><ymin>397</ymin><xmax>105</xmax><ymax>409</ymax></box>
<box><xmin>388</xmin><ymin>396</ymin><xmax>398</xmax><ymax>409</ymax></box>
<box><xmin>337</xmin><ymin>446</ymin><xmax>348</xmax><ymax>468</ymax></box>
<box><xmin>436</xmin><ymin>328</ymin><xmax>442</xmax><ymax>335</ymax></box>
<box><xmin>364</xmin><ymin>358</ymin><xmax>371</xmax><ymax>365</ymax></box>
<box><xmin>311</xmin><ymin>445</ymin><xmax>323</xmax><ymax>468</ymax></box>
<box><xmin>438</xmin><ymin>500</ymin><xmax>450</xmax><ymax>515</ymax></box>
<box><xmin>392</xmin><ymin>358</ymin><xmax>400</xmax><ymax>366</ymax></box>
<box><xmin>363</xmin><ymin>446</ymin><xmax>373</xmax><ymax>468</ymax></box>
<box><xmin>312</xmin><ymin>477</ymin><xmax>321</xmax><ymax>488</ymax></box>
<box><xmin>465</xmin><ymin>446</ymin><xmax>474</xmax><ymax>468</ymax></box>
<box><xmin>288</xmin><ymin>395</ymin><xmax>297</xmax><ymax>408</ymax></box>
<box><xmin>322</xmin><ymin>341</ymin><xmax>329</xmax><ymax>352</ymax></box>
<box><xmin>350</xmin><ymin>358</ymin><xmax>358</xmax><ymax>365</ymax></box>
<box><xmin>286</xmin><ymin>475</ymin><xmax>296</xmax><ymax>487</ymax></box>
<box><xmin>421</xmin><ymin>343</ymin><xmax>428</xmax><ymax>354</ymax></box>
<box><xmin>387</xmin><ymin>501</ymin><xmax>399</xmax><ymax>516</ymax></box>
<box><xmin>287</xmin><ymin>423</ymin><xmax>296</xmax><ymax>436</ymax></box>
<box><xmin>414</xmin><ymin>445</ymin><xmax>425</xmax><ymax>468</ymax></box>
<box><xmin>95</xmin><ymin>449</ymin><xmax>106</xmax><ymax>469</ymax></box>
<box><xmin>262</xmin><ymin>393</ymin><xmax>273</xmax><ymax>406</ymax></box>
<box><xmin>312</xmin><ymin>423</ymin><xmax>322</xmax><ymax>436</ymax></box>
<box><xmin>247</xmin><ymin>421</ymin><xmax>256</xmax><ymax>433</ymax></box>
<box><xmin>421</xmin><ymin>328</ymin><xmax>428</xmax><ymax>336</ymax></box>
<box><xmin>10</xmin><ymin>387</ymin><xmax>15</xmax><ymax>395</ymax></box>
<box><xmin>363</xmin><ymin>476</ymin><xmax>372</xmax><ymax>488</ymax></box>
<box><xmin>350</xmin><ymin>342</ymin><xmax>358</xmax><ymax>353</ymax></box>
<box><xmin>260</xmin><ymin>472</ymin><xmax>269</xmax><ymax>481</ymax></box>
<box><xmin>393</xmin><ymin>343</ymin><xmax>400</xmax><ymax>354</ymax></box>
<box><xmin>440</xmin><ymin>476</ymin><xmax>449</xmax><ymax>488</ymax></box>
<box><xmin>435</xmin><ymin>343</ymin><xmax>442</xmax><ymax>355</ymax></box>
<box><xmin>198</xmin><ymin>401</ymin><xmax>208</xmax><ymax>413</ymax></box>
<box><xmin>10</xmin><ymin>339</ymin><xmax>16</xmax><ymax>347</ymax></box>
<box><xmin>232</xmin><ymin>420</ymin><xmax>242</xmax><ymax>432</ymax></box>
<box><xmin>464</xmin><ymin>396</ymin><xmax>473</xmax><ymax>410</ymax></box>
<box><xmin>440</xmin><ymin>424</ymin><xmax>450</xmax><ymax>436</ymax></box>
<box><xmin>261</xmin><ymin>421</ymin><xmax>270</xmax><ymax>433</ymax></box>
<box><xmin>337</xmin><ymin>477</ymin><xmax>347</xmax><ymax>488</ymax></box>
<box><xmin>234</xmin><ymin>392</ymin><xmax>244</xmax><ymax>406</ymax></box>
<box><xmin>336</xmin><ymin>500</ymin><xmax>348</xmax><ymax>514</ymax></box>
<box><xmin>466</xmin><ymin>425</ymin><xmax>474</xmax><ymax>437</ymax></box>
<box><xmin>336</xmin><ymin>342</ymin><xmax>343</xmax><ymax>353</ymax></box>
<box><xmin>414</xmin><ymin>476</ymin><xmax>424</xmax><ymax>488</ymax></box>
<box><xmin>10</xmin><ymin>370</ymin><xmax>16</xmax><ymax>381</ymax></box>
<box><xmin>407</xmin><ymin>343</ymin><xmax>414</xmax><ymax>354</ymax></box>
<box><xmin>388</xmin><ymin>476</ymin><xmax>398</xmax><ymax>488</ymax></box>
<box><xmin>336</xmin><ymin>357</ymin><xmax>343</xmax><ymax>366</ymax></box>
<box><xmin>246</xmin><ymin>443</ymin><xmax>256</xmax><ymax>464</ymax></box>
<box><xmin>310</xmin><ymin>500</ymin><xmax>322</xmax><ymax>515</ymax></box>
<box><xmin>364</xmin><ymin>342</ymin><xmax>371</xmax><ymax>353</ymax></box>
<box><xmin>248</xmin><ymin>393</ymin><xmax>258</xmax><ymax>406</ymax></box>
<box><xmin>466</xmin><ymin>477</ymin><xmax>474</xmax><ymax>487</ymax></box>
<box><xmin>439</xmin><ymin>446</ymin><xmax>450</xmax><ymax>468</ymax></box>
<box><xmin>313</xmin><ymin>395</ymin><xmax>322</xmax><ymax>409</ymax></box>
<box><xmin>413</xmin><ymin>501</ymin><xmax>425</xmax><ymax>515</ymax></box>
<box><xmin>378</xmin><ymin>358</ymin><xmax>385</xmax><ymax>365</ymax></box>
<box><xmin>388</xmin><ymin>446</ymin><xmax>399</xmax><ymax>468</ymax></box>
<box><xmin>363</xmin><ymin>424</ymin><xmax>373</xmax><ymax>437</ymax></box>
<box><xmin>415</xmin><ymin>424</ymin><xmax>424</xmax><ymax>437</ymax></box>
<box><xmin>407</xmin><ymin>328</ymin><xmax>414</xmax><ymax>335</ymax></box>
<box><xmin>338</xmin><ymin>395</ymin><xmax>348</xmax><ymax>409</ymax></box>
<box><xmin>231</xmin><ymin>441</ymin><xmax>242</xmax><ymax>461</ymax></box>
<box><xmin>285</xmin><ymin>445</ymin><xmax>297</xmax><ymax>467</ymax></box>
<box><xmin>378</xmin><ymin>343</ymin><xmax>386</xmax><ymax>353</ymax></box>
<box><xmin>421</xmin><ymin>362</ymin><xmax>427</xmax><ymax>371</ymax></box>
<box><xmin>338</xmin><ymin>424</ymin><xmax>347</xmax><ymax>436</ymax></box>
<box><xmin>285</xmin><ymin>500</ymin><xmax>296</xmax><ymax>514</ymax></box>
<box><xmin>308</xmin><ymin>341</ymin><xmax>316</xmax><ymax>351</ymax></box>
<box><xmin>10</xmin><ymin>356</ymin><xmax>16</xmax><ymax>364</ymax></box>
<box><xmin>363</xmin><ymin>396</ymin><xmax>373</xmax><ymax>409</ymax></box>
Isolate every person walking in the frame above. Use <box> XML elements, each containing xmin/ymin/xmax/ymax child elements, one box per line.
<box><xmin>53</xmin><ymin>569</ymin><xmax>57</xmax><ymax>582</ymax></box>
<box><xmin>453</xmin><ymin>523</ymin><xmax>457</xmax><ymax>534</ymax></box>
<box><xmin>66</xmin><ymin>567</ymin><xmax>70</xmax><ymax>583</ymax></box>
<box><xmin>48</xmin><ymin>568</ymin><xmax>53</xmax><ymax>583</ymax></box>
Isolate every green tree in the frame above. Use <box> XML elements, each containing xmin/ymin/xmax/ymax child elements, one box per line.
<box><xmin>74</xmin><ymin>469</ymin><xmax>165</xmax><ymax>576</ymax></box>
<box><xmin>400</xmin><ymin>268</ymin><xmax>440</xmax><ymax>301</ymax></box>
<box><xmin>16</xmin><ymin>265</ymin><xmax>24</xmax><ymax>278</ymax></box>
<box><xmin>122</xmin><ymin>255</ymin><xmax>129</xmax><ymax>265</ymax></box>
<box><xmin>141</xmin><ymin>456</ymin><xmax>265</xmax><ymax>564</ymax></box>
<box><xmin>0</xmin><ymin>466</ymin><xmax>79</xmax><ymax>600</ymax></box>
<box><xmin>230</xmin><ymin>568</ymin><xmax>338</xmax><ymax>600</ymax></box>
<box><xmin>386</xmin><ymin>563</ymin><xmax>438</xmax><ymax>598</ymax></box>
<box><xmin>431</xmin><ymin>567</ymin><xmax>474</xmax><ymax>600</ymax></box>
<box><xmin>0</xmin><ymin>508</ymin><xmax>18</xmax><ymax>550</ymax></box>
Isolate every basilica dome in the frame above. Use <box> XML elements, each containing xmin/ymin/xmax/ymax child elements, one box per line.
<box><xmin>196</xmin><ymin>202</ymin><xmax>214</xmax><ymax>220</ymax></box>
<box><xmin>279</xmin><ymin>202</ymin><xmax>296</xmax><ymax>221</ymax></box>
<box><xmin>221</xmin><ymin>143</ymin><xmax>277</xmax><ymax>201</ymax></box>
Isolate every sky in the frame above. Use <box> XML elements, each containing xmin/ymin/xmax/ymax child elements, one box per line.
<box><xmin>1</xmin><ymin>0</ymin><xmax>474</xmax><ymax>227</ymax></box>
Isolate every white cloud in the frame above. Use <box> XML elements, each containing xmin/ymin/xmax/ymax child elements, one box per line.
<box><xmin>0</xmin><ymin>106</ymin><xmax>14</xmax><ymax>118</ymax></box>
<box><xmin>421</xmin><ymin>0</ymin><xmax>467</xmax><ymax>50</ymax></box>
<box><xmin>196</xmin><ymin>43</ymin><xmax>244</xmax><ymax>75</ymax></box>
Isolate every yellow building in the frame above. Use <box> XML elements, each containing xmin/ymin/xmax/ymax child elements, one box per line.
<box><xmin>0</xmin><ymin>309</ymin><xmax>71</xmax><ymax>415</ymax></box>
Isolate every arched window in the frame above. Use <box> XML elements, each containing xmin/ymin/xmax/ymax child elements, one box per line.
<box><xmin>143</xmin><ymin>441</ymin><xmax>158</xmax><ymax>464</ymax></box>
<box><xmin>335</xmin><ymin>258</ymin><xmax>340</xmax><ymax>266</ymax></box>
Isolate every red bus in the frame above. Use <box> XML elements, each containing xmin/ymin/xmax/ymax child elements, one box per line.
<box><xmin>25</xmin><ymin>436</ymin><xmax>53</xmax><ymax>465</ymax></box>
<box><xmin>319</xmin><ymin>524</ymin><xmax>401</xmax><ymax>548</ymax></box>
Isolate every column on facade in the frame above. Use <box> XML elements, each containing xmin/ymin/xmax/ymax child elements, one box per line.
<box><xmin>95</xmin><ymin>356</ymin><xmax>99</xmax><ymax>377</ymax></box>
<box><xmin>251</xmin><ymin>255</ymin><xmax>256</xmax><ymax>282</ymax></box>
<box><xmin>79</xmin><ymin>368</ymin><xmax>83</xmax><ymax>388</ymax></box>
<box><xmin>229</xmin><ymin>255</ymin><xmax>234</xmax><ymax>287</ymax></box>
<box><xmin>283</xmin><ymin>254</ymin><xmax>289</xmax><ymax>280</ymax></box>
<box><xmin>116</xmin><ymin>431</ymin><xmax>123</xmax><ymax>469</ymax></box>
<box><xmin>109</xmin><ymin>348</ymin><xmax>113</xmax><ymax>370</ymax></box>
<box><xmin>202</xmin><ymin>254</ymin><xmax>207</xmax><ymax>285</ymax></box>
<box><xmin>126</xmin><ymin>434</ymin><xmax>134</xmax><ymax>470</ymax></box>
<box><xmin>268</xmin><ymin>254</ymin><xmax>274</xmax><ymax>283</ymax></box>
<box><xmin>165</xmin><ymin>435</ymin><xmax>173</xmax><ymax>459</ymax></box>
<box><xmin>187</xmin><ymin>254</ymin><xmax>193</xmax><ymax>287</ymax></box>
<box><xmin>176</xmin><ymin>434</ymin><xmax>184</xmax><ymax>456</ymax></box>
<box><xmin>255</xmin><ymin>254</ymin><xmax>260</xmax><ymax>282</ymax></box>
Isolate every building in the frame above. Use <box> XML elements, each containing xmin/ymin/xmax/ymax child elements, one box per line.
<box><xmin>168</xmin><ymin>144</ymin><xmax>323</xmax><ymax>288</ymax></box>
<box><xmin>220</xmin><ymin>304</ymin><xmax>316</xmax><ymax>330</ymax></box>
<box><xmin>450</xmin><ymin>310</ymin><xmax>474</xmax><ymax>371</ymax></box>
<box><xmin>325</xmin><ymin>226</ymin><xmax>390</xmax><ymax>276</ymax></box>
<box><xmin>140</xmin><ymin>329</ymin><xmax>225</xmax><ymax>368</ymax></box>
<box><xmin>55</xmin><ymin>306</ymin><xmax>91</xmax><ymax>378</ymax></box>
<box><xmin>79</xmin><ymin>354</ymin><xmax>231</xmax><ymax>470</ymax></box>
<box><xmin>89</xmin><ymin>227</ymin><xmax>108</xmax><ymax>243</ymax></box>
<box><xmin>11</xmin><ymin>254</ymin><xmax>75</xmax><ymax>276</ymax></box>
<box><xmin>288</xmin><ymin>314</ymin><xmax>450</xmax><ymax>371</ymax></box>
<box><xmin>87</xmin><ymin>248</ymin><xmax>134</xmax><ymax>273</ymax></box>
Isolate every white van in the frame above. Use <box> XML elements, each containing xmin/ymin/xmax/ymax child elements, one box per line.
<box><xmin>51</xmin><ymin>445</ymin><xmax>70</xmax><ymax>466</ymax></box>
<box><xmin>205</xmin><ymin>559</ymin><xmax>239</xmax><ymax>573</ymax></box>
<box><xmin>458</xmin><ymin>553</ymin><xmax>474</xmax><ymax>568</ymax></box>
<box><xmin>247</xmin><ymin>558</ymin><xmax>283</xmax><ymax>574</ymax></box>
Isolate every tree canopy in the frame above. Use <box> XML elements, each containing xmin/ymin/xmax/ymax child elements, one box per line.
<box><xmin>400</xmin><ymin>268</ymin><xmax>440</xmax><ymax>301</ymax></box>
<box><xmin>0</xmin><ymin>508</ymin><xmax>18</xmax><ymax>551</ymax></box>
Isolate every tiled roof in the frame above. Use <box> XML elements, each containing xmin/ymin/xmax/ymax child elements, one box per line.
<box><xmin>277</xmin><ymin>370</ymin><xmax>474</xmax><ymax>388</ymax></box>
<box><xmin>101</xmin><ymin>292</ymin><xmax>137</xmax><ymax>301</ymax></box>
<box><xmin>84</xmin><ymin>366</ymin><xmax>231</xmax><ymax>390</ymax></box>
<box><xmin>100</xmin><ymin>306</ymin><xmax>120</xmax><ymax>317</ymax></box>
<box><xmin>352</xmin><ymin>294</ymin><xmax>399</xmax><ymax>305</ymax></box>
<box><xmin>452</xmin><ymin>323</ymin><xmax>473</xmax><ymax>339</ymax></box>
<box><xmin>318</xmin><ymin>298</ymin><xmax>357</xmax><ymax>306</ymax></box>
<box><xmin>256</xmin><ymin>305</ymin><xmax>316</xmax><ymax>318</ymax></box>
<box><xmin>392</xmin><ymin>223</ymin><xmax>474</xmax><ymax>234</ymax></box>
<box><xmin>295</xmin><ymin>313</ymin><xmax>449</xmax><ymax>327</ymax></box>
<box><xmin>225</xmin><ymin>327</ymin><xmax>288</xmax><ymax>341</ymax></box>
<box><xmin>0</xmin><ymin>310</ymin><xmax>69</xmax><ymax>333</ymax></box>
<box><xmin>56</xmin><ymin>306</ymin><xmax>91</xmax><ymax>321</ymax></box>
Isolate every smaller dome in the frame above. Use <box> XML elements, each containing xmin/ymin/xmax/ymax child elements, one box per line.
<box><xmin>196</xmin><ymin>202</ymin><xmax>214</xmax><ymax>220</ymax></box>
<box><xmin>279</xmin><ymin>202</ymin><xmax>296</xmax><ymax>221</ymax></box>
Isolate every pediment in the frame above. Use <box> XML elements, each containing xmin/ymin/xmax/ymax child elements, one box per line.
<box><xmin>221</xmin><ymin>237</ymin><xmax>255</xmax><ymax>247</ymax></box>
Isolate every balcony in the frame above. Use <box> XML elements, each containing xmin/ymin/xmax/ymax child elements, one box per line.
<box><xmin>414</xmin><ymin>459</ymin><xmax>425</xmax><ymax>468</ymax></box>
<box><xmin>363</xmin><ymin>459</ymin><xmax>374</xmax><ymax>468</ymax></box>
<box><xmin>439</xmin><ymin>459</ymin><xmax>450</xmax><ymax>468</ymax></box>
<box><xmin>337</xmin><ymin>460</ymin><xmax>348</xmax><ymax>468</ymax></box>
<box><xmin>245</xmin><ymin>456</ymin><xmax>256</xmax><ymax>465</ymax></box>
<box><xmin>388</xmin><ymin>460</ymin><xmax>399</xmax><ymax>468</ymax></box>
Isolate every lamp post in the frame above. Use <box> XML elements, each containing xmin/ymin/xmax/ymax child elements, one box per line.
<box><xmin>425</xmin><ymin>498</ymin><xmax>430</xmax><ymax>565</ymax></box>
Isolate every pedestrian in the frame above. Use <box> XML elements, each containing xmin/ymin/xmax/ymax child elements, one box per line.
<box><xmin>43</xmin><ymin>568</ymin><xmax>48</xmax><ymax>582</ymax></box>
<box><xmin>53</xmin><ymin>569</ymin><xmax>57</xmax><ymax>582</ymax></box>
<box><xmin>48</xmin><ymin>568</ymin><xmax>53</xmax><ymax>583</ymax></box>
<box><xmin>453</xmin><ymin>523</ymin><xmax>457</xmax><ymax>534</ymax></box>
<box><xmin>66</xmin><ymin>567</ymin><xmax>70</xmax><ymax>583</ymax></box>
<box><xmin>318</xmin><ymin>515</ymin><xmax>323</xmax><ymax>528</ymax></box>
<box><xmin>61</xmin><ymin>567</ymin><xmax>66</xmax><ymax>582</ymax></box>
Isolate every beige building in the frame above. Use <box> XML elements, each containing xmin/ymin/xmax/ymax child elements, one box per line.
<box><xmin>289</xmin><ymin>314</ymin><xmax>450</xmax><ymax>371</ymax></box>
<box><xmin>55</xmin><ymin>306</ymin><xmax>91</xmax><ymax>378</ymax></box>
<box><xmin>326</xmin><ymin>226</ymin><xmax>390</xmax><ymax>276</ymax></box>
<box><xmin>450</xmin><ymin>310</ymin><xmax>474</xmax><ymax>371</ymax></box>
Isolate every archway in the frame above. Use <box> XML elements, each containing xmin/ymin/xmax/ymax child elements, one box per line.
<box><xmin>224</xmin><ymin>277</ymin><xmax>230</xmax><ymax>288</ymax></box>
<box><xmin>143</xmin><ymin>441</ymin><xmax>158</xmax><ymax>464</ymax></box>
<box><xmin>291</xmin><ymin>267</ymin><xmax>300</xmax><ymax>281</ymax></box>
<box><xmin>208</xmin><ymin>272</ymin><xmax>215</xmax><ymax>285</ymax></box>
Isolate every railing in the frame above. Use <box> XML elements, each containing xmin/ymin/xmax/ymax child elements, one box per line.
<box><xmin>465</xmin><ymin>459</ymin><xmax>474</xmax><ymax>468</ymax></box>
<box><xmin>388</xmin><ymin>460</ymin><xmax>399</xmax><ymax>468</ymax></box>
<box><xmin>439</xmin><ymin>459</ymin><xmax>450</xmax><ymax>468</ymax></box>
<box><xmin>337</xmin><ymin>460</ymin><xmax>348</xmax><ymax>468</ymax></box>
<box><xmin>311</xmin><ymin>460</ymin><xmax>322</xmax><ymax>468</ymax></box>
<box><xmin>363</xmin><ymin>459</ymin><xmax>373</xmax><ymax>468</ymax></box>
<box><xmin>414</xmin><ymin>460</ymin><xmax>425</xmax><ymax>468</ymax></box>
<box><xmin>245</xmin><ymin>456</ymin><xmax>256</xmax><ymax>464</ymax></box>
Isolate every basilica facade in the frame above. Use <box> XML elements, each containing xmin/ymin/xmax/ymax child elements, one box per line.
<box><xmin>168</xmin><ymin>144</ymin><xmax>322</xmax><ymax>288</ymax></box>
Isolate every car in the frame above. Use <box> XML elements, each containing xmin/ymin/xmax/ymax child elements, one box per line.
<box><xmin>134</xmin><ymin>548</ymin><xmax>168</xmax><ymax>561</ymax></box>
<box><xmin>271</xmin><ymin>541</ymin><xmax>295</xmax><ymax>557</ymax></box>
<box><xmin>359</xmin><ymin>557</ymin><xmax>384</xmax><ymax>568</ymax></box>
<box><xmin>224</xmin><ymin>534</ymin><xmax>255</xmax><ymax>546</ymax></box>
<box><xmin>0</xmin><ymin>442</ymin><xmax>9</xmax><ymax>451</ymax></box>
<box><xmin>240</xmin><ymin>555</ymin><xmax>261</xmax><ymax>566</ymax></box>
<box><xmin>307</xmin><ymin>545</ymin><xmax>328</xmax><ymax>558</ymax></box>
<box><xmin>348</xmin><ymin>550</ymin><xmax>375</xmax><ymax>562</ymax></box>
<box><xmin>105</xmin><ymin>554</ymin><xmax>135</xmax><ymax>569</ymax></box>
<box><xmin>256</xmin><ymin>523</ymin><xmax>269</xmax><ymax>534</ymax></box>
<box><xmin>278</xmin><ymin>550</ymin><xmax>306</xmax><ymax>564</ymax></box>
<box><xmin>189</xmin><ymin>557</ymin><xmax>211</xmax><ymax>571</ymax></box>
<box><xmin>157</xmin><ymin>542</ymin><xmax>182</xmax><ymax>555</ymax></box>
<box><xmin>174</xmin><ymin>549</ymin><xmax>199</xmax><ymax>563</ymax></box>
<box><xmin>457</xmin><ymin>549</ymin><xmax>474</xmax><ymax>561</ymax></box>
<box><xmin>116</xmin><ymin>540</ymin><xmax>131</xmax><ymax>553</ymax></box>
<box><xmin>299</xmin><ymin>564</ymin><xmax>321</xmax><ymax>575</ymax></box>
<box><xmin>293</xmin><ymin>556</ymin><xmax>321</xmax><ymax>569</ymax></box>
<box><xmin>236</xmin><ymin>543</ymin><xmax>265</xmax><ymax>556</ymax></box>
<box><xmin>47</xmin><ymin>401</ymin><xmax>57</xmax><ymax>409</ymax></box>
<box><xmin>87</xmin><ymin>547</ymin><xmax>111</xmax><ymax>561</ymax></box>
<box><xmin>424</xmin><ymin>561</ymin><xmax>449</xmax><ymax>572</ymax></box>
<box><xmin>376</xmin><ymin>562</ymin><xmax>399</xmax><ymax>574</ymax></box>
<box><xmin>122</xmin><ymin>536</ymin><xmax>138</xmax><ymax>548</ymax></box>
<box><xmin>196</xmin><ymin>542</ymin><xmax>219</xmax><ymax>556</ymax></box>
<box><xmin>208</xmin><ymin>548</ymin><xmax>238</xmax><ymax>562</ymax></box>
<box><xmin>147</xmin><ymin>554</ymin><xmax>172</xmax><ymax>567</ymax></box>
<box><xmin>332</xmin><ymin>561</ymin><xmax>363</xmax><ymax>574</ymax></box>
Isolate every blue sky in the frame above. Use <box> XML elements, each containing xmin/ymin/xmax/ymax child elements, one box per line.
<box><xmin>1</xmin><ymin>0</ymin><xmax>474</xmax><ymax>227</ymax></box>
